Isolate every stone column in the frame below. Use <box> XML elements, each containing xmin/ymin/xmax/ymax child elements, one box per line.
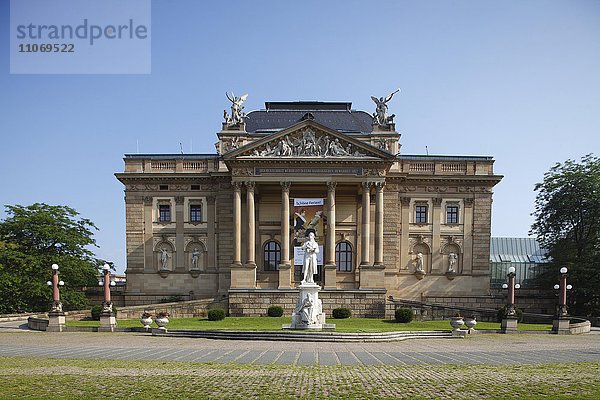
<box><xmin>231</xmin><ymin>182</ymin><xmax>242</xmax><ymax>267</ymax></box>
<box><xmin>373</xmin><ymin>182</ymin><xmax>384</xmax><ymax>267</ymax></box>
<box><xmin>245</xmin><ymin>181</ymin><xmax>256</xmax><ymax>269</ymax></box>
<box><xmin>323</xmin><ymin>181</ymin><xmax>337</xmax><ymax>290</ymax></box>
<box><xmin>175</xmin><ymin>196</ymin><xmax>185</xmax><ymax>270</ymax></box>
<box><xmin>143</xmin><ymin>196</ymin><xmax>154</xmax><ymax>272</ymax></box>
<box><xmin>278</xmin><ymin>182</ymin><xmax>293</xmax><ymax>289</ymax></box>
<box><xmin>400</xmin><ymin>197</ymin><xmax>411</xmax><ymax>271</ymax></box>
<box><xmin>207</xmin><ymin>195</ymin><xmax>216</xmax><ymax>269</ymax></box>
<box><xmin>462</xmin><ymin>198</ymin><xmax>474</xmax><ymax>274</ymax></box>
<box><xmin>360</xmin><ymin>182</ymin><xmax>371</xmax><ymax>267</ymax></box>
<box><xmin>431</xmin><ymin>197</ymin><xmax>442</xmax><ymax>273</ymax></box>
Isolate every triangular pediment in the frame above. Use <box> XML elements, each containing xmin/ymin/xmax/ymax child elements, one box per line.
<box><xmin>223</xmin><ymin>120</ymin><xmax>393</xmax><ymax>161</ymax></box>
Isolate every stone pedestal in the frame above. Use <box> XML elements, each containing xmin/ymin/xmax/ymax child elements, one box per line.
<box><xmin>283</xmin><ymin>283</ymin><xmax>335</xmax><ymax>330</ymax></box>
<box><xmin>501</xmin><ymin>317</ymin><xmax>518</xmax><ymax>333</ymax></box>
<box><xmin>99</xmin><ymin>312</ymin><xmax>117</xmax><ymax>332</ymax></box>
<box><xmin>552</xmin><ymin>317</ymin><xmax>571</xmax><ymax>334</ymax></box>
<box><xmin>46</xmin><ymin>311</ymin><xmax>66</xmax><ymax>332</ymax></box>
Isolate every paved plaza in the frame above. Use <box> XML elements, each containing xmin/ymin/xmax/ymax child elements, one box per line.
<box><xmin>1</xmin><ymin>322</ymin><xmax>599</xmax><ymax>366</ymax></box>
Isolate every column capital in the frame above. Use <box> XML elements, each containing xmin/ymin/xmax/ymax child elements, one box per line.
<box><xmin>280</xmin><ymin>181</ymin><xmax>292</xmax><ymax>192</ymax></box>
<box><xmin>362</xmin><ymin>181</ymin><xmax>372</xmax><ymax>191</ymax></box>
<box><xmin>232</xmin><ymin>181</ymin><xmax>243</xmax><ymax>190</ymax></box>
<box><xmin>245</xmin><ymin>181</ymin><xmax>256</xmax><ymax>190</ymax></box>
<box><xmin>432</xmin><ymin>197</ymin><xmax>442</xmax><ymax>207</ymax></box>
<box><xmin>464</xmin><ymin>197</ymin><xmax>474</xmax><ymax>207</ymax></box>
<box><xmin>327</xmin><ymin>181</ymin><xmax>337</xmax><ymax>191</ymax></box>
<box><xmin>375</xmin><ymin>181</ymin><xmax>385</xmax><ymax>191</ymax></box>
<box><xmin>207</xmin><ymin>195</ymin><xmax>216</xmax><ymax>205</ymax></box>
<box><xmin>175</xmin><ymin>196</ymin><xmax>184</xmax><ymax>205</ymax></box>
<box><xmin>143</xmin><ymin>196</ymin><xmax>153</xmax><ymax>205</ymax></box>
<box><xmin>400</xmin><ymin>197</ymin><xmax>411</xmax><ymax>206</ymax></box>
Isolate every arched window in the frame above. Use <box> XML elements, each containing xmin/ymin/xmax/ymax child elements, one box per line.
<box><xmin>335</xmin><ymin>241</ymin><xmax>353</xmax><ymax>272</ymax></box>
<box><xmin>263</xmin><ymin>240</ymin><xmax>281</xmax><ymax>271</ymax></box>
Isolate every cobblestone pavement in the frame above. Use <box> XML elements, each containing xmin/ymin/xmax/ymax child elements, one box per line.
<box><xmin>1</xmin><ymin>328</ymin><xmax>599</xmax><ymax>366</ymax></box>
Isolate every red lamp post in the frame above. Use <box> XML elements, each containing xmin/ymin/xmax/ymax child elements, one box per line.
<box><xmin>553</xmin><ymin>266</ymin><xmax>572</xmax><ymax>333</ymax></box>
<box><xmin>46</xmin><ymin>263</ymin><xmax>64</xmax><ymax>312</ymax></box>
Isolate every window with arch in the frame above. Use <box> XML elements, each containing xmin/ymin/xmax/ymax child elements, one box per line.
<box><xmin>263</xmin><ymin>240</ymin><xmax>281</xmax><ymax>271</ymax></box>
<box><xmin>335</xmin><ymin>241</ymin><xmax>353</xmax><ymax>272</ymax></box>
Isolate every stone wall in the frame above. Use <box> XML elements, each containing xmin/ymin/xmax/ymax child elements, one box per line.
<box><xmin>228</xmin><ymin>289</ymin><xmax>387</xmax><ymax>318</ymax></box>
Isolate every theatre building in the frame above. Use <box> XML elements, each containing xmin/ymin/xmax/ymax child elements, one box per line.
<box><xmin>115</xmin><ymin>98</ymin><xmax>503</xmax><ymax>317</ymax></box>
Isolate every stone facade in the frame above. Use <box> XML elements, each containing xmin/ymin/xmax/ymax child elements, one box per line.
<box><xmin>115</xmin><ymin>100</ymin><xmax>502</xmax><ymax>316</ymax></box>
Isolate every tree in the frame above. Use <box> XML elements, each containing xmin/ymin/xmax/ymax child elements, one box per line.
<box><xmin>531</xmin><ymin>154</ymin><xmax>600</xmax><ymax>316</ymax></box>
<box><xmin>0</xmin><ymin>203</ymin><xmax>102</xmax><ymax>313</ymax></box>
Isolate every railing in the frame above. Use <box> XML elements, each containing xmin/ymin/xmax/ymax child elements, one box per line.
<box><xmin>122</xmin><ymin>155</ymin><xmax>221</xmax><ymax>173</ymax></box>
<box><xmin>398</xmin><ymin>157</ymin><xmax>495</xmax><ymax>176</ymax></box>
<box><xmin>441</xmin><ymin>163</ymin><xmax>467</xmax><ymax>173</ymax></box>
<box><xmin>183</xmin><ymin>161</ymin><xmax>209</xmax><ymax>172</ymax></box>
<box><xmin>409</xmin><ymin>163</ymin><xmax>435</xmax><ymax>172</ymax></box>
<box><xmin>151</xmin><ymin>161</ymin><xmax>175</xmax><ymax>170</ymax></box>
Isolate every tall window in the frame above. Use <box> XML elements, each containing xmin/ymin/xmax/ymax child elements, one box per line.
<box><xmin>446</xmin><ymin>204</ymin><xmax>459</xmax><ymax>224</ymax></box>
<box><xmin>158</xmin><ymin>204</ymin><xmax>171</xmax><ymax>222</ymax></box>
<box><xmin>263</xmin><ymin>241</ymin><xmax>281</xmax><ymax>271</ymax></box>
<box><xmin>415</xmin><ymin>205</ymin><xmax>428</xmax><ymax>224</ymax></box>
<box><xmin>190</xmin><ymin>204</ymin><xmax>202</xmax><ymax>222</ymax></box>
<box><xmin>335</xmin><ymin>241</ymin><xmax>353</xmax><ymax>272</ymax></box>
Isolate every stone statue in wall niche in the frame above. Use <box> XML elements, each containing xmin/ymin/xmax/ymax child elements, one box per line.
<box><xmin>415</xmin><ymin>252</ymin><xmax>424</xmax><ymax>272</ymax></box>
<box><xmin>448</xmin><ymin>252</ymin><xmax>457</xmax><ymax>273</ymax></box>
<box><xmin>160</xmin><ymin>247</ymin><xmax>170</xmax><ymax>270</ymax></box>
<box><xmin>191</xmin><ymin>247</ymin><xmax>201</xmax><ymax>270</ymax></box>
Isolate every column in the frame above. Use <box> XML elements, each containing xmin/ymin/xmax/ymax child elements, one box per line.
<box><xmin>245</xmin><ymin>181</ymin><xmax>256</xmax><ymax>268</ymax></box>
<box><xmin>400</xmin><ymin>197</ymin><xmax>411</xmax><ymax>270</ymax></box>
<box><xmin>373</xmin><ymin>182</ymin><xmax>384</xmax><ymax>267</ymax></box>
<box><xmin>431</xmin><ymin>197</ymin><xmax>442</xmax><ymax>273</ymax></box>
<box><xmin>278</xmin><ymin>182</ymin><xmax>293</xmax><ymax>289</ymax></box>
<box><xmin>231</xmin><ymin>182</ymin><xmax>242</xmax><ymax>266</ymax></box>
<box><xmin>206</xmin><ymin>195</ymin><xmax>216</xmax><ymax>269</ymax></box>
<box><xmin>323</xmin><ymin>181</ymin><xmax>337</xmax><ymax>290</ymax></box>
<box><xmin>360</xmin><ymin>182</ymin><xmax>371</xmax><ymax>266</ymax></box>
<box><xmin>143</xmin><ymin>196</ymin><xmax>154</xmax><ymax>272</ymax></box>
<box><xmin>462</xmin><ymin>198</ymin><xmax>474</xmax><ymax>274</ymax></box>
<box><xmin>175</xmin><ymin>196</ymin><xmax>185</xmax><ymax>270</ymax></box>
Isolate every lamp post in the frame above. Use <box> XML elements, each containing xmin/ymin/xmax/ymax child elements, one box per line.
<box><xmin>98</xmin><ymin>263</ymin><xmax>117</xmax><ymax>332</ymax></box>
<box><xmin>552</xmin><ymin>266</ymin><xmax>572</xmax><ymax>334</ymax></box>
<box><xmin>46</xmin><ymin>264</ymin><xmax>66</xmax><ymax>332</ymax></box>
<box><xmin>501</xmin><ymin>266</ymin><xmax>520</xmax><ymax>333</ymax></box>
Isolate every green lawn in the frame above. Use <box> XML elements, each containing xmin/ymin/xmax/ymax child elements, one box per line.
<box><xmin>66</xmin><ymin>317</ymin><xmax>551</xmax><ymax>332</ymax></box>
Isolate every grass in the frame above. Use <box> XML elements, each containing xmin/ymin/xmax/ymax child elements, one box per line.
<box><xmin>0</xmin><ymin>356</ymin><xmax>598</xmax><ymax>399</ymax></box>
<box><xmin>66</xmin><ymin>317</ymin><xmax>552</xmax><ymax>332</ymax></box>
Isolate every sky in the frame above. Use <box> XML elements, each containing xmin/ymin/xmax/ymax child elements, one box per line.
<box><xmin>1</xmin><ymin>0</ymin><xmax>599</xmax><ymax>274</ymax></box>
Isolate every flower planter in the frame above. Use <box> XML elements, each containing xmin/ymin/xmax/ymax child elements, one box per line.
<box><xmin>450</xmin><ymin>317</ymin><xmax>464</xmax><ymax>331</ymax></box>
<box><xmin>464</xmin><ymin>317</ymin><xmax>477</xmax><ymax>333</ymax></box>
<box><xmin>155</xmin><ymin>316</ymin><xmax>169</xmax><ymax>329</ymax></box>
<box><xmin>140</xmin><ymin>316</ymin><xmax>153</xmax><ymax>329</ymax></box>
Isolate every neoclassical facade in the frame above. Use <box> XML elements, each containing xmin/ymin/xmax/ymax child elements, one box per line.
<box><xmin>116</xmin><ymin>99</ymin><xmax>502</xmax><ymax>316</ymax></box>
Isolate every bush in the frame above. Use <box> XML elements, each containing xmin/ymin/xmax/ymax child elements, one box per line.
<box><xmin>207</xmin><ymin>308</ymin><xmax>226</xmax><ymax>321</ymax></box>
<box><xmin>267</xmin><ymin>305</ymin><xmax>284</xmax><ymax>317</ymax></box>
<box><xmin>395</xmin><ymin>307</ymin><xmax>414</xmax><ymax>323</ymax></box>
<box><xmin>91</xmin><ymin>304</ymin><xmax>117</xmax><ymax>320</ymax></box>
<box><xmin>332</xmin><ymin>307</ymin><xmax>352</xmax><ymax>319</ymax></box>
<box><xmin>496</xmin><ymin>306</ymin><xmax>523</xmax><ymax>323</ymax></box>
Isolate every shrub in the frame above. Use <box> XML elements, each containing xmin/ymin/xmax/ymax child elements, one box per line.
<box><xmin>496</xmin><ymin>306</ymin><xmax>523</xmax><ymax>323</ymax></box>
<box><xmin>207</xmin><ymin>308</ymin><xmax>226</xmax><ymax>321</ymax></box>
<box><xmin>267</xmin><ymin>305</ymin><xmax>284</xmax><ymax>317</ymax></box>
<box><xmin>91</xmin><ymin>304</ymin><xmax>117</xmax><ymax>320</ymax></box>
<box><xmin>395</xmin><ymin>307</ymin><xmax>414</xmax><ymax>323</ymax></box>
<box><xmin>332</xmin><ymin>307</ymin><xmax>352</xmax><ymax>319</ymax></box>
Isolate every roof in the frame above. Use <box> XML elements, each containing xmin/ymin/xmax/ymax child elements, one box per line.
<box><xmin>490</xmin><ymin>237</ymin><xmax>549</xmax><ymax>263</ymax></box>
<box><xmin>245</xmin><ymin>101</ymin><xmax>374</xmax><ymax>134</ymax></box>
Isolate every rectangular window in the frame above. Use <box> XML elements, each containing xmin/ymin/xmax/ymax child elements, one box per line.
<box><xmin>190</xmin><ymin>204</ymin><xmax>202</xmax><ymax>222</ymax></box>
<box><xmin>446</xmin><ymin>204</ymin><xmax>459</xmax><ymax>224</ymax></box>
<box><xmin>415</xmin><ymin>205</ymin><xmax>428</xmax><ymax>224</ymax></box>
<box><xmin>158</xmin><ymin>204</ymin><xmax>171</xmax><ymax>222</ymax></box>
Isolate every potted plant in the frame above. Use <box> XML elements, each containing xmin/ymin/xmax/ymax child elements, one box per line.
<box><xmin>464</xmin><ymin>315</ymin><xmax>477</xmax><ymax>333</ymax></box>
<box><xmin>155</xmin><ymin>311</ymin><xmax>170</xmax><ymax>329</ymax></box>
<box><xmin>140</xmin><ymin>312</ymin><xmax>153</xmax><ymax>329</ymax></box>
<box><xmin>449</xmin><ymin>313</ymin><xmax>464</xmax><ymax>331</ymax></box>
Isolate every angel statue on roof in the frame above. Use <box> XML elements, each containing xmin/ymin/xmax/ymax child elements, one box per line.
<box><xmin>224</xmin><ymin>92</ymin><xmax>248</xmax><ymax>126</ymax></box>
<box><xmin>371</xmin><ymin>89</ymin><xmax>400</xmax><ymax>126</ymax></box>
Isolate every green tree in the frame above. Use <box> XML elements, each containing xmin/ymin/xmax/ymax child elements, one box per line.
<box><xmin>531</xmin><ymin>154</ymin><xmax>600</xmax><ymax>316</ymax></box>
<box><xmin>0</xmin><ymin>203</ymin><xmax>101</xmax><ymax>313</ymax></box>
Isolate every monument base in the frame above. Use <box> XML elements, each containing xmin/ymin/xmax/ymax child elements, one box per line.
<box><xmin>501</xmin><ymin>317</ymin><xmax>518</xmax><ymax>333</ymax></box>
<box><xmin>552</xmin><ymin>317</ymin><xmax>571</xmax><ymax>334</ymax></box>
<box><xmin>46</xmin><ymin>311</ymin><xmax>66</xmax><ymax>332</ymax></box>
<box><xmin>283</xmin><ymin>283</ymin><xmax>335</xmax><ymax>330</ymax></box>
<box><xmin>99</xmin><ymin>312</ymin><xmax>117</xmax><ymax>332</ymax></box>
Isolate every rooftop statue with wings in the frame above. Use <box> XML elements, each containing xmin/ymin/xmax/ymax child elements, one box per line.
<box><xmin>371</xmin><ymin>89</ymin><xmax>400</xmax><ymax>126</ymax></box>
<box><xmin>224</xmin><ymin>92</ymin><xmax>248</xmax><ymax>126</ymax></box>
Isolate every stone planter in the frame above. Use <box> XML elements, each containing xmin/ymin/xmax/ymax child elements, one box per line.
<box><xmin>450</xmin><ymin>316</ymin><xmax>464</xmax><ymax>331</ymax></box>
<box><xmin>464</xmin><ymin>317</ymin><xmax>477</xmax><ymax>333</ymax></box>
<box><xmin>140</xmin><ymin>316</ymin><xmax>153</xmax><ymax>329</ymax></box>
<box><xmin>155</xmin><ymin>316</ymin><xmax>169</xmax><ymax>330</ymax></box>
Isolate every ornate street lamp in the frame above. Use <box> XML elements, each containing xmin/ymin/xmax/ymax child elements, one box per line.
<box><xmin>552</xmin><ymin>266</ymin><xmax>572</xmax><ymax>334</ymax></box>
<box><xmin>501</xmin><ymin>266</ymin><xmax>520</xmax><ymax>333</ymax></box>
<box><xmin>46</xmin><ymin>264</ymin><xmax>66</xmax><ymax>332</ymax></box>
<box><xmin>98</xmin><ymin>263</ymin><xmax>117</xmax><ymax>332</ymax></box>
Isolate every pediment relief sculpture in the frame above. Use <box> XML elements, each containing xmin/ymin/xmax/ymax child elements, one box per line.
<box><xmin>247</xmin><ymin>128</ymin><xmax>367</xmax><ymax>158</ymax></box>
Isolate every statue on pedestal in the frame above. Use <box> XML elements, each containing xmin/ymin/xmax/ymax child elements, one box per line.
<box><xmin>371</xmin><ymin>89</ymin><xmax>399</xmax><ymax>126</ymax></box>
<box><xmin>301</xmin><ymin>231</ymin><xmax>319</xmax><ymax>285</ymax></box>
<box><xmin>224</xmin><ymin>92</ymin><xmax>248</xmax><ymax>126</ymax></box>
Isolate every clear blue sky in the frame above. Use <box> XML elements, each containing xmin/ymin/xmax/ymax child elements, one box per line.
<box><xmin>1</xmin><ymin>1</ymin><xmax>599</xmax><ymax>274</ymax></box>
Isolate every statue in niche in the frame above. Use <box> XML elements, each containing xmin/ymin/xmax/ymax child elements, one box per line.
<box><xmin>448</xmin><ymin>252</ymin><xmax>457</xmax><ymax>273</ymax></box>
<box><xmin>415</xmin><ymin>252</ymin><xmax>424</xmax><ymax>272</ymax></box>
<box><xmin>191</xmin><ymin>247</ymin><xmax>202</xmax><ymax>270</ymax></box>
<box><xmin>160</xmin><ymin>247</ymin><xmax>170</xmax><ymax>270</ymax></box>
<box><xmin>224</xmin><ymin>92</ymin><xmax>248</xmax><ymax>126</ymax></box>
<box><xmin>371</xmin><ymin>89</ymin><xmax>400</xmax><ymax>126</ymax></box>
<box><xmin>301</xmin><ymin>231</ymin><xmax>319</xmax><ymax>285</ymax></box>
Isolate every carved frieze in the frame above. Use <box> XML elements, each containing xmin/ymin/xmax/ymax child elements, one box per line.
<box><xmin>232</xmin><ymin>168</ymin><xmax>254</xmax><ymax>176</ymax></box>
